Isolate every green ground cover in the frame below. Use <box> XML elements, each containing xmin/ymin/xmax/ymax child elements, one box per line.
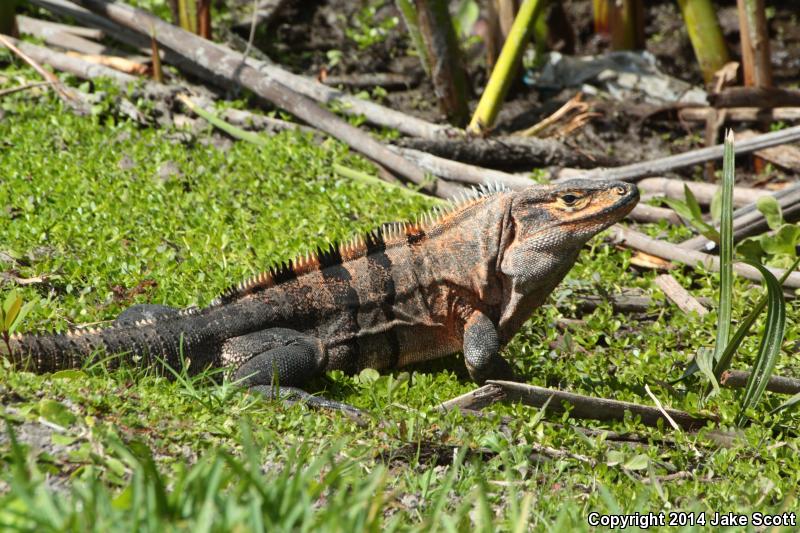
<box><xmin>1</xmin><ymin>67</ymin><xmax>799</xmax><ymax>531</ymax></box>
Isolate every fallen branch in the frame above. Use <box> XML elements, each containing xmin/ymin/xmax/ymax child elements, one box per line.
<box><xmin>389</xmin><ymin>146</ymin><xmax>534</xmax><ymax>189</ymax></box>
<box><xmin>628</xmin><ymin>204</ymin><xmax>683</xmax><ymax>225</ymax></box>
<box><xmin>0</xmin><ymin>34</ymin><xmax>87</xmax><ymax>113</ymax></box>
<box><xmin>654</xmin><ymin>273</ymin><xmax>708</xmax><ymax>316</ymax></box>
<box><xmin>720</xmin><ymin>369</ymin><xmax>800</xmax><ymax>395</ymax></box>
<box><xmin>638</xmin><ymin>177</ymin><xmax>768</xmax><ymax>207</ymax></box>
<box><xmin>71</xmin><ymin>0</ymin><xmax>463</xmax><ymax>199</ymax></box>
<box><xmin>0</xmin><ymin>81</ymin><xmax>52</xmax><ymax>98</ymax></box>
<box><xmin>35</xmin><ymin>0</ymin><xmax>455</xmax><ymax>140</ymax></box>
<box><xmin>396</xmin><ymin>135</ymin><xmax>616</xmax><ymax>170</ymax></box>
<box><xmin>679</xmin><ymin>182</ymin><xmax>800</xmax><ymax>251</ymax></box>
<box><xmin>740</xmin><ymin>129</ymin><xmax>800</xmax><ymax>172</ymax></box>
<box><xmin>610</xmin><ymin>225</ymin><xmax>800</xmax><ymax>288</ymax></box>
<box><xmin>572</xmin><ymin>124</ymin><xmax>800</xmax><ymax>182</ymax></box>
<box><xmin>440</xmin><ymin>382</ymin><xmax>714</xmax><ymax>430</ymax></box>
<box><xmin>679</xmin><ymin>107</ymin><xmax>800</xmax><ymax>123</ymax></box>
<box><xmin>17</xmin><ymin>14</ymin><xmax>103</xmax><ymax>39</ymax></box>
<box><xmin>709</xmin><ymin>87</ymin><xmax>800</xmax><ymax>108</ymax></box>
<box><xmin>17</xmin><ymin>15</ymin><xmax>134</xmax><ymax>58</ymax></box>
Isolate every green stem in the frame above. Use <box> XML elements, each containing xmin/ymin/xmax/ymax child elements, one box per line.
<box><xmin>468</xmin><ymin>0</ymin><xmax>547</xmax><ymax>134</ymax></box>
<box><xmin>676</xmin><ymin>0</ymin><xmax>730</xmax><ymax>84</ymax></box>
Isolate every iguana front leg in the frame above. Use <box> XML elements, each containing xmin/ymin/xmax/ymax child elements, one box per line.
<box><xmin>463</xmin><ymin>310</ymin><xmax>515</xmax><ymax>384</ymax></box>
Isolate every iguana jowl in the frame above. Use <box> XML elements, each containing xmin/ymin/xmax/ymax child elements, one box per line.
<box><xmin>3</xmin><ymin>180</ymin><xmax>637</xmax><ymax>407</ymax></box>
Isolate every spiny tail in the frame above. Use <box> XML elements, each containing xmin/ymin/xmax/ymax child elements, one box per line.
<box><xmin>3</xmin><ymin>315</ymin><xmax>217</xmax><ymax>374</ymax></box>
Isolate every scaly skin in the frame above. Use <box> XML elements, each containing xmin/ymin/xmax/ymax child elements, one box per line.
<box><xmin>3</xmin><ymin>180</ymin><xmax>638</xmax><ymax>401</ymax></box>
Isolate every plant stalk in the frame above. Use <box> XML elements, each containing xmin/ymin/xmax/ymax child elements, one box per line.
<box><xmin>468</xmin><ymin>0</ymin><xmax>547</xmax><ymax>134</ymax></box>
<box><xmin>676</xmin><ymin>0</ymin><xmax>730</xmax><ymax>84</ymax></box>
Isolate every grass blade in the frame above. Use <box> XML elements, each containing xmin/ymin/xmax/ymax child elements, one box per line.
<box><xmin>736</xmin><ymin>261</ymin><xmax>786</xmax><ymax>426</ymax></box>
<box><xmin>769</xmin><ymin>392</ymin><xmax>800</xmax><ymax>416</ymax></box>
<box><xmin>713</xmin><ymin>130</ymin><xmax>735</xmax><ymax>365</ymax></box>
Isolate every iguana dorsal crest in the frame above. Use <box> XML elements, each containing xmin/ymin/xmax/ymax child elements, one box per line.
<box><xmin>210</xmin><ymin>182</ymin><xmax>511</xmax><ymax>306</ymax></box>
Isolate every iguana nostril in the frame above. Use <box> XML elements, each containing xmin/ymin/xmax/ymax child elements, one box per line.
<box><xmin>615</xmin><ymin>185</ymin><xmax>627</xmax><ymax>195</ymax></box>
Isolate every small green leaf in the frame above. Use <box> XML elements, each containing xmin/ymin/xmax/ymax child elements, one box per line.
<box><xmin>684</xmin><ymin>184</ymin><xmax>703</xmax><ymax>221</ymax></box>
<box><xmin>756</xmin><ymin>196</ymin><xmax>783</xmax><ymax>231</ymax></box>
<box><xmin>605</xmin><ymin>450</ymin><xmax>625</xmax><ymax>466</ymax></box>
<box><xmin>695</xmin><ymin>347</ymin><xmax>719</xmax><ymax>396</ymax></box>
<box><xmin>769</xmin><ymin>392</ymin><xmax>800</xmax><ymax>416</ymax></box>
<box><xmin>38</xmin><ymin>399</ymin><xmax>77</xmax><ymax>428</ymax></box>
<box><xmin>51</xmin><ymin>369</ymin><xmax>88</xmax><ymax>380</ymax></box>
<box><xmin>622</xmin><ymin>454</ymin><xmax>649</xmax><ymax>471</ymax></box>
<box><xmin>710</xmin><ymin>186</ymin><xmax>723</xmax><ymax>223</ymax></box>
<box><xmin>736</xmin><ymin>237</ymin><xmax>765</xmax><ymax>261</ymax></box>
<box><xmin>759</xmin><ymin>224</ymin><xmax>800</xmax><ymax>257</ymax></box>
<box><xmin>357</xmin><ymin>368</ymin><xmax>380</xmax><ymax>384</ymax></box>
<box><xmin>3</xmin><ymin>292</ymin><xmax>22</xmax><ymax>330</ymax></box>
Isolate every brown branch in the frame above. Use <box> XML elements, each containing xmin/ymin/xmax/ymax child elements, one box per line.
<box><xmin>571</xmin><ymin>124</ymin><xmax>800</xmax><ymax>182</ymax></box>
<box><xmin>638</xmin><ymin>177</ymin><xmax>768</xmax><ymax>208</ymax></box>
<box><xmin>679</xmin><ymin>181</ymin><xmax>800</xmax><ymax>251</ymax></box>
<box><xmin>610</xmin><ymin>225</ymin><xmax>800</xmax><ymax>288</ymax></box>
<box><xmin>720</xmin><ymin>370</ymin><xmax>800</xmax><ymax>395</ymax></box>
<box><xmin>654</xmin><ymin>273</ymin><xmax>708</xmax><ymax>316</ymax></box>
<box><xmin>709</xmin><ymin>87</ymin><xmax>800</xmax><ymax>108</ymax></box>
<box><xmin>396</xmin><ymin>135</ymin><xmax>617</xmax><ymax>170</ymax></box>
<box><xmin>0</xmin><ymin>34</ymin><xmax>87</xmax><ymax>113</ymax></box>
<box><xmin>679</xmin><ymin>107</ymin><xmax>800</xmax><ymax>123</ymax></box>
<box><xmin>71</xmin><ymin>0</ymin><xmax>464</xmax><ymax>199</ymax></box>
<box><xmin>34</xmin><ymin>0</ymin><xmax>455</xmax><ymax>140</ymax></box>
<box><xmin>0</xmin><ymin>81</ymin><xmax>52</xmax><ymax>98</ymax></box>
<box><xmin>440</xmin><ymin>381</ymin><xmax>715</xmax><ymax>431</ymax></box>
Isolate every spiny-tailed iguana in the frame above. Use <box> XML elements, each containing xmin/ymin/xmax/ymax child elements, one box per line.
<box><xmin>3</xmin><ymin>180</ymin><xmax>638</xmax><ymax>409</ymax></box>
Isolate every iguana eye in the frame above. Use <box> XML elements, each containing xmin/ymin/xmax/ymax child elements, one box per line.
<box><xmin>561</xmin><ymin>193</ymin><xmax>580</xmax><ymax>205</ymax></box>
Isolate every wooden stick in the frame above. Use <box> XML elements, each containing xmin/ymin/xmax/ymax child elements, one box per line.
<box><xmin>628</xmin><ymin>204</ymin><xmax>682</xmax><ymax>225</ymax></box>
<box><xmin>570</xmin><ymin>124</ymin><xmax>800</xmax><ymax>182</ymax></box>
<box><xmin>71</xmin><ymin>0</ymin><xmax>464</xmax><ymax>199</ymax></box>
<box><xmin>16</xmin><ymin>14</ymin><xmax>104</xmax><ymax>39</ymax></box>
<box><xmin>679</xmin><ymin>107</ymin><xmax>800</xmax><ymax>123</ymax></box>
<box><xmin>34</xmin><ymin>0</ymin><xmax>456</xmax><ymax>140</ymax></box>
<box><xmin>0</xmin><ymin>81</ymin><xmax>52</xmax><ymax>98</ymax></box>
<box><xmin>679</xmin><ymin>182</ymin><xmax>800</xmax><ymax>251</ymax></box>
<box><xmin>0</xmin><ymin>34</ymin><xmax>86</xmax><ymax>112</ymax></box>
<box><xmin>389</xmin><ymin>146</ymin><xmax>534</xmax><ymax>189</ymax></box>
<box><xmin>610</xmin><ymin>225</ymin><xmax>800</xmax><ymax>288</ymax></box>
<box><xmin>638</xmin><ymin>176</ymin><xmax>768</xmax><ymax>207</ymax></box>
<box><xmin>709</xmin><ymin>87</ymin><xmax>800</xmax><ymax>108</ymax></box>
<box><xmin>720</xmin><ymin>369</ymin><xmax>800</xmax><ymax>395</ymax></box>
<box><xmin>440</xmin><ymin>381</ymin><xmax>714</xmax><ymax>430</ymax></box>
<box><xmin>397</xmin><ymin>135</ymin><xmax>616</xmax><ymax>169</ymax></box>
<box><xmin>654</xmin><ymin>274</ymin><xmax>708</xmax><ymax>316</ymax></box>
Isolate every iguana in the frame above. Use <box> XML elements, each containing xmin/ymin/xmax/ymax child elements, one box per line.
<box><xmin>2</xmin><ymin>180</ymin><xmax>637</xmax><ymax>409</ymax></box>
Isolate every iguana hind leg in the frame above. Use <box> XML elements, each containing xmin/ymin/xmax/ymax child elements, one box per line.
<box><xmin>227</xmin><ymin>329</ymin><xmax>362</xmax><ymax>415</ymax></box>
<box><xmin>463</xmin><ymin>310</ymin><xmax>516</xmax><ymax>384</ymax></box>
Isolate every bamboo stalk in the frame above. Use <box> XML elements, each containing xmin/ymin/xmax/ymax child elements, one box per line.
<box><xmin>676</xmin><ymin>0</ymin><xmax>730</xmax><ymax>84</ymax></box>
<box><xmin>468</xmin><ymin>0</ymin><xmax>546</xmax><ymax>134</ymax></box>
<box><xmin>412</xmin><ymin>0</ymin><xmax>470</xmax><ymax>126</ymax></box>
<box><xmin>609</xmin><ymin>0</ymin><xmax>645</xmax><ymax>50</ymax></box>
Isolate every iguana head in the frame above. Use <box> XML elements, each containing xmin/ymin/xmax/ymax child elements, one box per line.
<box><xmin>499</xmin><ymin>179</ymin><xmax>638</xmax><ymax>294</ymax></box>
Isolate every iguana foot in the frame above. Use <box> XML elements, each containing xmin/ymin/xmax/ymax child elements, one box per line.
<box><xmin>463</xmin><ymin>310</ymin><xmax>517</xmax><ymax>384</ymax></box>
<box><xmin>248</xmin><ymin>385</ymin><xmax>365</xmax><ymax>417</ymax></box>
